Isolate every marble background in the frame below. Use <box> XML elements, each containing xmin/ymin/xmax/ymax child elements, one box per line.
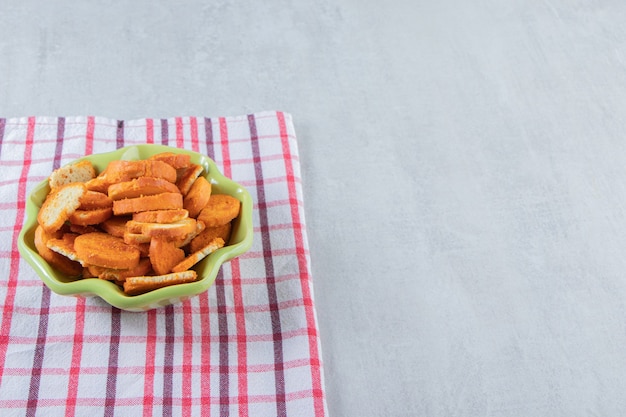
<box><xmin>3</xmin><ymin>1</ymin><xmax>626</xmax><ymax>415</ymax></box>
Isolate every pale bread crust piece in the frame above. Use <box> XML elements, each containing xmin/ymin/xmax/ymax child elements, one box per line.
<box><xmin>48</xmin><ymin>160</ymin><xmax>96</xmax><ymax>190</ymax></box>
<box><xmin>112</xmin><ymin>192</ymin><xmax>183</xmax><ymax>215</ymax></box>
<box><xmin>37</xmin><ymin>182</ymin><xmax>87</xmax><ymax>234</ymax></box>
<box><xmin>171</xmin><ymin>237</ymin><xmax>225</xmax><ymax>273</ymax></box>
<box><xmin>123</xmin><ymin>270</ymin><xmax>197</xmax><ymax>295</ymax></box>
<box><xmin>108</xmin><ymin>177</ymin><xmax>180</xmax><ymax>201</ymax></box>
<box><xmin>183</xmin><ymin>176</ymin><xmax>211</xmax><ymax>218</ymax></box>
<box><xmin>34</xmin><ymin>226</ymin><xmax>83</xmax><ymax>276</ymax></box>
<box><xmin>74</xmin><ymin>232</ymin><xmax>141</xmax><ymax>269</ymax></box>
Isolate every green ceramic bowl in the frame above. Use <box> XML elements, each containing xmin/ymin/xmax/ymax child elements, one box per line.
<box><xmin>17</xmin><ymin>144</ymin><xmax>253</xmax><ymax>311</ymax></box>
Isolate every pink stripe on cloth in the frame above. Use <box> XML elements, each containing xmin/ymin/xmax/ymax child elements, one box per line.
<box><xmin>0</xmin><ymin>112</ymin><xmax>327</xmax><ymax>417</ymax></box>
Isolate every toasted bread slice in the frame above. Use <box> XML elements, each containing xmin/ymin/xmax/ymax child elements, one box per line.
<box><xmin>37</xmin><ymin>182</ymin><xmax>87</xmax><ymax>234</ymax></box>
<box><xmin>108</xmin><ymin>176</ymin><xmax>181</xmax><ymax>201</ymax></box>
<box><xmin>88</xmin><ymin>258</ymin><xmax>153</xmax><ymax>282</ymax></box>
<box><xmin>34</xmin><ymin>226</ymin><xmax>83</xmax><ymax>276</ymax></box>
<box><xmin>79</xmin><ymin>191</ymin><xmax>113</xmax><ymax>209</ymax></box>
<box><xmin>112</xmin><ymin>192</ymin><xmax>183</xmax><ymax>215</ymax></box>
<box><xmin>48</xmin><ymin>160</ymin><xmax>96</xmax><ymax>190</ymax></box>
<box><xmin>46</xmin><ymin>233</ymin><xmax>84</xmax><ymax>266</ymax></box>
<box><xmin>132</xmin><ymin>209</ymin><xmax>189</xmax><ymax>224</ymax></box>
<box><xmin>123</xmin><ymin>231</ymin><xmax>152</xmax><ymax>245</ymax></box>
<box><xmin>102</xmin><ymin>159</ymin><xmax>177</xmax><ymax>182</ymax></box>
<box><xmin>172</xmin><ymin>218</ymin><xmax>205</xmax><ymax>248</ymax></box>
<box><xmin>68</xmin><ymin>224</ymin><xmax>101</xmax><ymax>235</ymax></box>
<box><xmin>69</xmin><ymin>207</ymin><xmax>113</xmax><ymax>226</ymax></box>
<box><xmin>125</xmin><ymin>218</ymin><xmax>197</xmax><ymax>240</ymax></box>
<box><xmin>74</xmin><ymin>232</ymin><xmax>141</xmax><ymax>269</ymax></box>
<box><xmin>86</xmin><ymin>160</ymin><xmax>177</xmax><ymax>193</ymax></box>
<box><xmin>176</xmin><ymin>164</ymin><xmax>204</xmax><ymax>196</ymax></box>
<box><xmin>142</xmin><ymin>160</ymin><xmax>177</xmax><ymax>182</ymax></box>
<box><xmin>149</xmin><ymin>238</ymin><xmax>186</xmax><ymax>275</ymax></box>
<box><xmin>122</xmin><ymin>270</ymin><xmax>197</xmax><ymax>295</ymax></box>
<box><xmin>197</xmin><ymin>194</ymin><xmax>241</xmax><ymax>228</ymax></box>
<box><xmin>128</xmin><ymin>242</ymin><xmax>151</xmax><ymax>257</ymax></box>
<box><xmin>189</xmin><ymin>222</ymin><xmax>232</xmax><ymax>253</ymax></box>
<box><xmin>149</xmin><ymin>152</ymin><xmax>191</xmax><ymax>169</ymax></box>
<box><xmin>172</xmin><ymin>237</ymin><xmax>225</xmax><ymax>273</ymax></box>
<box><xmin>101</xmin><ymin>216</ymin><xmax>130</xmax><ymax>237</ymax></box>
<box><xmin>85</xmin><ymin>176</ymin><xmax>111</xmax><ymax>193</ymax></box>
<box><xmin>183</xmin><ymin>176</ymin><xmax>211</xmax><ymax>218</ymax></box>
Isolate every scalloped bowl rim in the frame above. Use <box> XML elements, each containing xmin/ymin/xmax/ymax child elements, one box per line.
<box><xmin>17</xmin><ymin>144</ymin><xmax>253</xmax><ymax>311</ymax></box>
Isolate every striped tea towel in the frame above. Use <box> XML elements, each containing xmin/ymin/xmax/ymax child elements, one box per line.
<box><xmin>0</xmin><ymin>111</ymin><xmax>327</xmax><ymax>416</ymax></box>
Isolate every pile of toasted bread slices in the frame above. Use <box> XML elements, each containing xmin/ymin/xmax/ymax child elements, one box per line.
<box><xmin>34</xmin><ymin>152</ymin><xmax>241</xmax><ymax>296</ymax></box>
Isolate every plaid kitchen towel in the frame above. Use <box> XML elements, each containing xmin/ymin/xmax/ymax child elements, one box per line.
<box><xmin>0</xmin><ymin>112</ymin><xmax>327</xmax><ymax>416</ymax></box>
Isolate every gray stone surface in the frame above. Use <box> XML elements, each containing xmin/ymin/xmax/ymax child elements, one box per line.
<box><xmin>3</xmin><ymin>1</ymin><xmax>626</xmax><ymax>415</ymax></box>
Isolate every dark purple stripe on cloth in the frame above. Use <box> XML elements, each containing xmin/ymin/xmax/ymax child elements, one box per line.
<box><xmin>162</xmin><ymin>305</ymin><xmax>175</xmax><ymax>414</ymax></box>
<box><xmin>116</xmin><ymin>120</ymin><xmax>124</xmax><ymax>149</ymax></box>
<box><xmin>161</xmin><ymin>119</ymin><xmax>169</xmax><ymax>146</ymax></box>
<box><xmin>53</xmin><ymin>117</ymin><xmax>65</xmax><ymax>170</ymax></box>
<box><xmin>204</xmin><ymin>117</ymin><xmax>230</xmax><ymax>415</ymax></box>
<box><xmin>25</xmin><ymin>284</ymin><xmax>51</xmax><ymax>417</ymax></box>
<box><xmin>25</xmin><ymin>117</ymin><xmax>65</xmax><ymax>417</ymax></box>
<box><xmin>248</xmin><ymin>114</ymin><xmax>287</xmax><ymax>416</ymax></box>
<box><xmin>104</xmin><ymin>311</ymin><xmax>121</xmax><ymax>417</ymax></box>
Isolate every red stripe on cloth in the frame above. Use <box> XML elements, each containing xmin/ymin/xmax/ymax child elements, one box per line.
<box><xmin>200</xmin><ymin>118</ymin><xmax>215</xmax><ymax>415</ymax></box>
<box><xmin>85</xmin><ymin>116</ymin><xmax>95</xmax><ymax>155</ymax></box>
<box><xmin>220</xmin><ymin>119</ymin><xmax>249</xmax><ymax>413</ymax></box>
<box><xmin>199</xmin><ymin>292</ymin><xmax>211</xmax><ymax>415</ymax></box>
<box><xmin>277</xmin><ymin>112</ymin><xmax>326</xmax><ymax>413</ymax></box>
<box><xmin>0</xmin><ymin>116</ymin><xmax>35</xmax><ymax>386</ymax></box>
<box><xmin>176</xmin><ymin>117</ymin><xmax>184</xmax><ymax>148</ymax></box>
<box><xmin>248</xmin><ymin>113</ymin><xmax>287</xmax><ymax>416</ymax></box>
<box><xmin>210</xmin><ymin>118</ymin><xmax>231</xmax><ymax>415</ymax></box>
<box><xmin>142</xmin><ymin>310</ymin><xmax>157</xmax><ymax>417</ymax></box>
<box><xmin>65</xmin><ymin>299</ymin><xmax>86</xmax><ymax>417</ymax></box>
<box><xmin>0</xmin><ymin>388</ymin><xmax>319</xmax><ymax>409</ymax></box>
<box><xmin>190</xmin><ymin>116</ymin><xmax>199</xmax><ymax>152</ymax></box>
<box><xmin>0</xmin><ymin>118</ymin><xmax>5</xmax><ymax>156</ymax></box>
<box><xmin>146</xmin><ymin>118</ymin><xmax>154</xmax><ymax>144</ymax></box>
